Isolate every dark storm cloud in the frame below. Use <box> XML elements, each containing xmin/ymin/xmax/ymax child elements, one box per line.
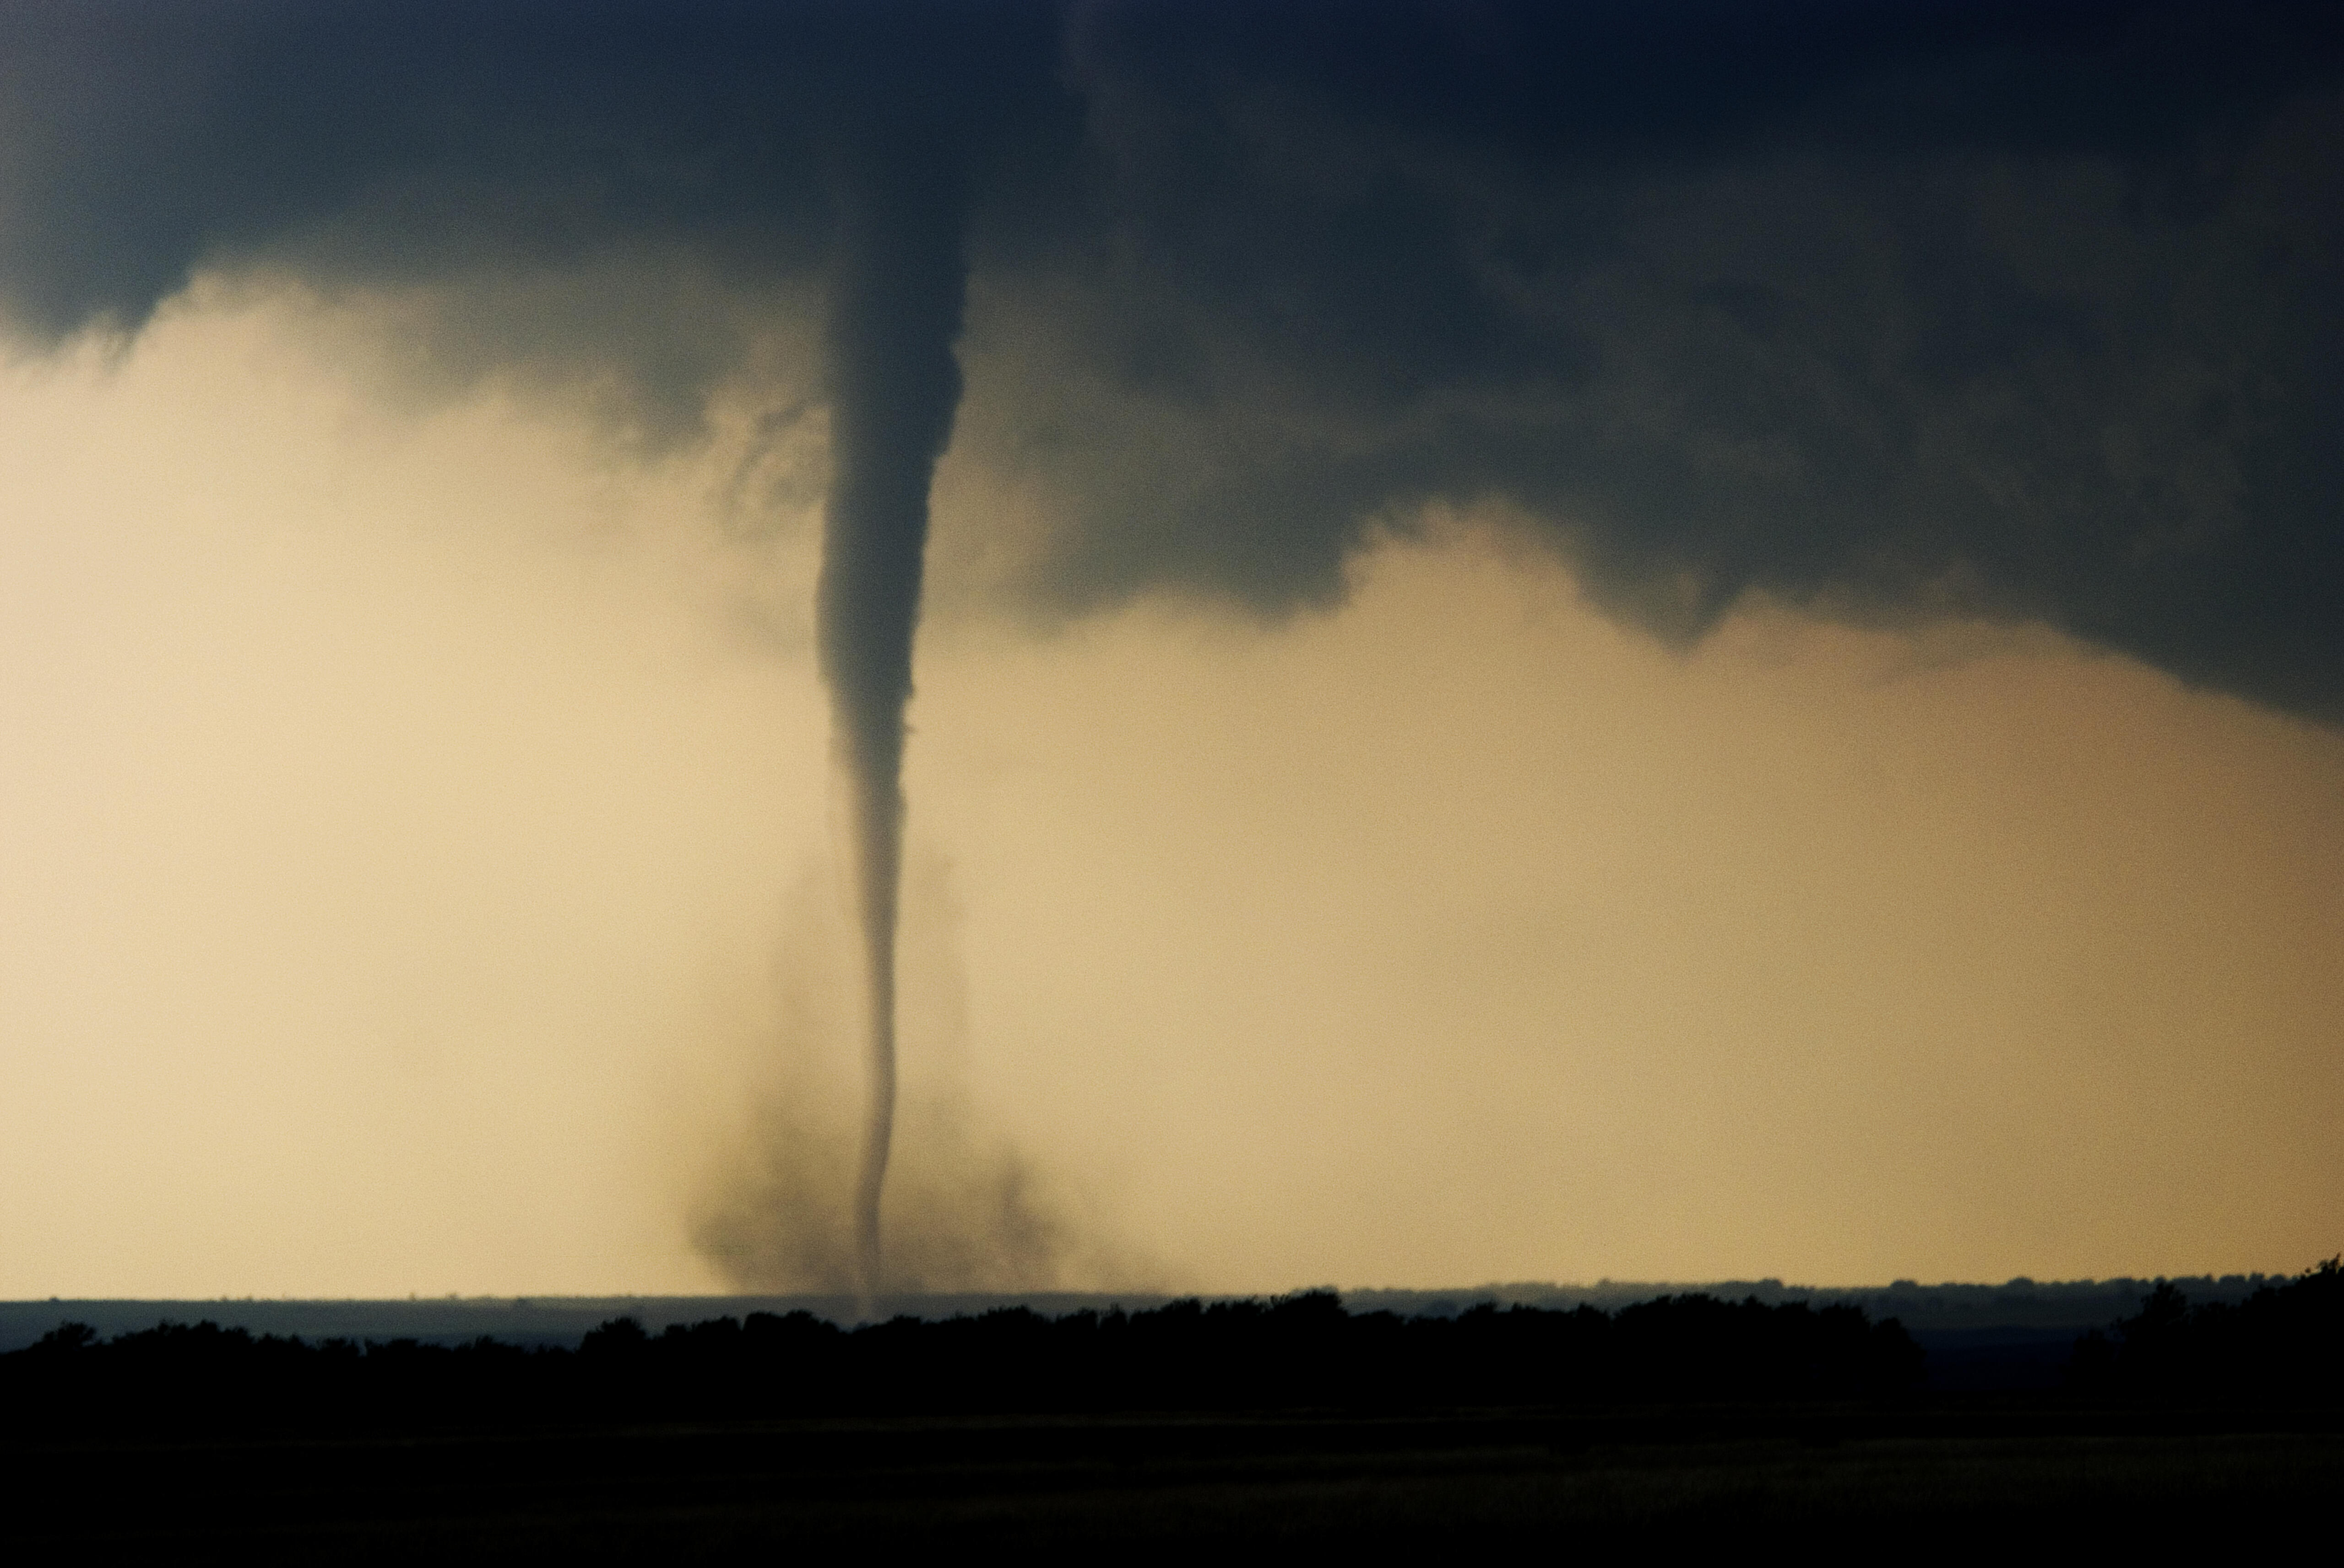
<box><xmin>1037</xmin><ymin>0</ymin><xmax>2344</xmax><ymax>717</ymax></box>
<box><xmin>3</xmin><ymin>0</ymin><xmax>2339</xmax><ymax>716</ymax></box>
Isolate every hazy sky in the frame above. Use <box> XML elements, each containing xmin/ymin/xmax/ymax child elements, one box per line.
<box><xmin>1</xmin><ymin>1</ymin><xmax>2339</xmax><ymax>1297</ymax></box>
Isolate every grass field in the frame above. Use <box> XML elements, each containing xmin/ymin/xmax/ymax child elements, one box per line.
<box><xmin>9</xmin><ymin>1404</ymin><xmax>2337</xmax><ymax>1557</ymax></box>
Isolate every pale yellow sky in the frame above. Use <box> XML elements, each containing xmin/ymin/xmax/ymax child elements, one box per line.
<box><xmin>1</xmin><ymin>283</ymin><xmax>2337</xmax><ymax>1298</ymax></box>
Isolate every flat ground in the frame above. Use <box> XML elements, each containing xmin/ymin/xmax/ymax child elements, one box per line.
<box><xmin>8</xmin><ymin>1405</ymin><xmax>2336</xmax><ymax>1557</ymax></box>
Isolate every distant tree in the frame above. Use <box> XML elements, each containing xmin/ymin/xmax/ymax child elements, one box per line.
<box><xmin>2071</xmin><ymin>1256</ymin><xmax>2344</xmax><ymax>1401</ymax></box>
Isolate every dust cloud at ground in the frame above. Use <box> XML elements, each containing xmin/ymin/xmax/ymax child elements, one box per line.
<box><xmin>687</xmin><ymin>843</ymin><xmax>1153</xmax><ymax>1294</ymax></box>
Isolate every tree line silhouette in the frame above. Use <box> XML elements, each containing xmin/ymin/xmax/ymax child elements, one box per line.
<box><xmin>2069</xmin><ymin>1256</ymin><xmax>2344</xmax><ymax>1401</ymax></box>
<box><xmin>4</xmin><ymin>1290</ymin><xmax>1921</xmax><ymax>1432</ymax></box>
<box><xmin>12</xmin><ymin>1258</ymin><xmax>2336</xmax><ymax>1433</ymax></box>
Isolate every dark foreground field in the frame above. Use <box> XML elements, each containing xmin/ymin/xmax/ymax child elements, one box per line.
<box><xmin>8</xmin><ymin>1403</ymin><xmax>2339</xmax><ymax>1558</ymax></box>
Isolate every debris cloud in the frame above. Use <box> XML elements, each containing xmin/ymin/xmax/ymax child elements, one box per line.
<box><xmin>689</xmin><ymin>853</ymin><xmax>1145</xmax><ymax>1297</ymax></box>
